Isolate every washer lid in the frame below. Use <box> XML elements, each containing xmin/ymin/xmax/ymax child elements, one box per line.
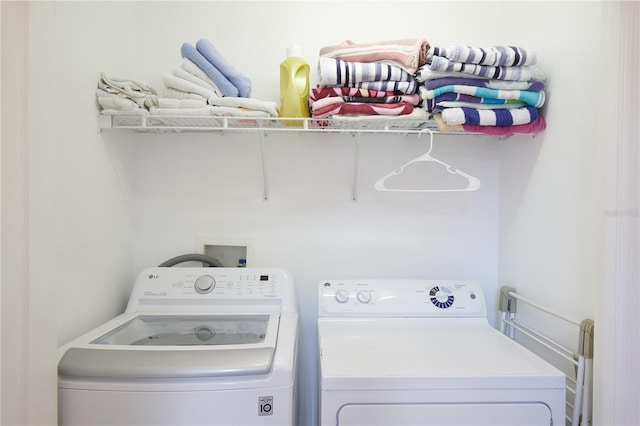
<box><xmin>59</xmin><ymin>314</ymin><xmax>279</xmax><ymax>379</ymax></box>
<box><xmin>92</xmin><ymin>314</ymin><xmax>270</xmax><ymax>346</ymax></box>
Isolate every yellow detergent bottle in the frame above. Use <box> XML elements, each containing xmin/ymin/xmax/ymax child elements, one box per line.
<box><xmin>279</xmin><ymin>45</ymin><xmax>310</xmax><ymax>126</ymax></box>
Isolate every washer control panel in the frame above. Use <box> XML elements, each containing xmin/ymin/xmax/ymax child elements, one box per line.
<box><xmin>126</xmin><ymin>267</ymin><xmax>294</xmax><ymax>311</ymax></box>
<box><xmin>318</xmin><ymin>279</ymin><xmax>486</xmax><ymax>317</ymax></box>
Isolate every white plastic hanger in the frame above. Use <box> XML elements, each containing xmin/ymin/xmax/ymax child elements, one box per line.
<box><xmin>374</xmin><ymin>129</ymin><xmax>481</xmax><ymax>193</ymax></box>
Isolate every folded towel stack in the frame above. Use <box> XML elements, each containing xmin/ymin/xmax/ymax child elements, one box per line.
<box><xmin>417</xmin><ymin>45</ymin><xmax>547</xmax><ymax>135</ymax></box>
<box><xmin>150</xmin><ymin>38</ymin><xmax>278</xmax><ymax>118</ymax></box>
<box><xmin>96</xmin><ymin>73</ymin><xmax>159</xmax><ymax>116</ymax></box>
<box><xmin>313</xmin><ymin>39</ymin><xmax>430</xmax><ymax>119</ymax></box>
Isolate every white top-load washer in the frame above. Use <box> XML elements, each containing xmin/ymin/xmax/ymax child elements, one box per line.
<box><xmin>317</xmin><ymin>279</ymin><xmax>566</xmax><ymax>426</ymax></box>
<box><xmin>58</xmin><ymin>267</ymin><xmax>298</xmax><ymax>426</ymax></box>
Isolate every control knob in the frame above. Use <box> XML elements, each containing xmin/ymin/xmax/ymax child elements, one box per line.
<box><xmin>194</xmin><ymin>275</ymin><xmax>216</xmax><ymax>294</ymax></box>
<box><xmin>335</xmin><ymin>289</ymin><xmax>349</xmax><ymax>303</ymax></box>
<box><xmin>357</xmin><ymin>290</ymin><xmax>372</xmax><ymax>303</ymax></box>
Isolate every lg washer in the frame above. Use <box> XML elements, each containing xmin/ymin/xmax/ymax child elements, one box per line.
<box><xmin>58</xmin><ymin>267</ymin><xmax>298</xmax><ymax>426</ymax></box>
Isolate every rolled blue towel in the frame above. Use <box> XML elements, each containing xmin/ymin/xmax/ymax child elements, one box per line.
<box><xmin>196</xmin><ymin>39</ymin><xmax>252</xmax><ymax>98</ymax></box>
<box><xmin>180</xmin><ymin>42</ymin><xmax>238</xmax><ymax>97</ymax></box>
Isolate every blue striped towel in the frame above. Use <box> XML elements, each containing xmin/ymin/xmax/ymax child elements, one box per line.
<box><xmin>441</xmin><ymin>106</ymin><xmax>539</xmax><ymax>126</ymax></box>
<box><xmin>421</xmin><ymin>84</ymin><xmax>545</xmax><ymax>108</ymax></box>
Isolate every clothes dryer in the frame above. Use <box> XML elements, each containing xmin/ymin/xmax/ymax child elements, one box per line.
<box><xmin>58</xmin><ymin>267</ymin><xmax>298</xmax><ymax>426</ymax></box>
<box><xmin>317</xmin><ymin>279</ymin><xmax>565</xmax><ymax>426</ymax></box>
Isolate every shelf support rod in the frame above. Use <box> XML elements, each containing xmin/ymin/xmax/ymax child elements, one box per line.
<box><xmin>259</xmin><ymin>131</ymin><xmax>269</xmax><ymax>201</ymax></box>
<box><xmin>351</xmin><ymin>132</ymin><xmax>361</xmax><ymax>202</ymax></box>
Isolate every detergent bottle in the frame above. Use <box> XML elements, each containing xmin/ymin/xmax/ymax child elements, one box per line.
<box><xmin>279</xmin><ymin>45</ymin><xmax>310</xmax><ymax>126</ymax></box>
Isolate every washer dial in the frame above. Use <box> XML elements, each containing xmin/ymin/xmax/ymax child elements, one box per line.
<box><xmin>194</xmin><ymin>275</ymin><xmax>216</xmax><ymax>294</ymax></box>
<box><xmin>429</xmin><ymin>285</ymin><xmax>454</xmax><ymax>309</ymax></box>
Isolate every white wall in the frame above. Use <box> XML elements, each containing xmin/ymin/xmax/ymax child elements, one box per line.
<box><xmin>54</xmin><ymin>2</ymin><xmax>136</xmax><ymax>346</ymax></box>
<box><xmin>2</xmin><ymin>1</ymin><xmax>605</xmax><ymax>425</ymax></box>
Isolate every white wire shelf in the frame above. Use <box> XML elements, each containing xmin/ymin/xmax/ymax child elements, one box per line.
<box><xmin>97</xmin><ymin>113</ymin><xmax>449</xmax><ymax>135</ymax></box>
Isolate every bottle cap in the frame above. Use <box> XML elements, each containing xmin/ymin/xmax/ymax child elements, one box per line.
<box><xmin>287</xmin><ymin>44</ymin><xmax>302</xmax><ymax>58</ymax></box>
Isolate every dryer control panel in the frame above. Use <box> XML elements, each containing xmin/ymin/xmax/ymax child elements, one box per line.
<box><xmin>318</xmin><ymin>279</ymin><xmax>486</xmax><ymax>317</ymax></box>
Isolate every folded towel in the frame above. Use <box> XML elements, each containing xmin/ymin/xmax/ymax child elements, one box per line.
<box><xmin>331</xmin><ymin>107</ymin><xmax>430</xmax><ymax>122</ymax></box>
<box><xmin>172</xmin><ymin>66</ymin><xmax>220</xmax><ymax>96</ymax></box>
<box><xmin>98</xmin><ymin>73</ymin><xmax>158</xmax><ymax>109</ymax></box>
<box><xmin>312</xmin><ymin>102</ymin><xmax>414</xmax><ymax>119</ymax></box>
<box><xmin>180</xmin><ymin>58</ymin><xmax>223</xmax><ymax>97</ymax></box>
<box><xmin>100</xmin><ymin>109</ymin><xmax>149</xmax><ymax>116</ymax></box>
<box><xmin>424</xmin><ymin>91</ymin><xmax>526</xmax><ymax>112</ymax></box>
<box><xmin>420</xmin><ymin>84</ymin><xmax>545</xmax><ymax>108</ymax></box>
<box><xmin>162</xmin><ymin>73</ymin><xmax>217</xmax><ymax>99</ymax></box>
<box><xmin>319</xmin><ymin>57</ymin><xmax>417</xmax><ymax>93</ymax></box>
<box><xmin>427</xmin><ymin>56</ymin><xmax>546</xmax><ymax>82</ymax></box>
<box><xmin>310</xmin><ymin>86</ymin><xmax>408</xmax><ymax>101</ymax></box>
<box><xmin>319</xmin><ymin>38</ymin><xmax>430</xmax><ymax>74</ymax></box>
<box><xmin>97</xmin><ymin>95</ymin><xmax>140</xmax><ymax>111</ymax></box>
<box><xmin>429</xmin><ymin>45</ymin><xmax>537</xmax><ymax>67</ymax></box>
<box><xmin>158</xmin><ymin>98</ymin><xmax>208</xmax><ymax>109</ymax></box>
<box><xmin>423</xmin><ymin>77</ymin><xmax>545</xmax><ymax>91</ymax></box>
<box><xmin>210</xmin><ymin>106</ymin><xmax>272</xmax><ymax>118</ymax></box>
<box><xmin>196</xmin><ymin>39</ymin><xmax>251</xmax><ymax>98</ymax></box>
<box><xmin>181</xmin><ymin>42</ymin><xmax>239</xmax><ymax>97</ymax></box>
<box><xmin>207</xmin><ymin>96</ymin><xmax>278</xmax><ymax>117</ymax></box>
<box><xmin>462</xmin><ymin>114</ymin><xmax>546</xmax><ymax>135</ymax></box>
<box><xmin>163</xmin><ymin>87</ymin><xmax>208</xmax><ymax>101</ymax></box>
<box><xmin>441</xmin><ymin>105</ymin><xmax>539</xmax><ymax>126</ymax></box>
<box><xmin>150</xmin><ymin>106</ymin><xmax>213</xmax><ymax>116</ymax></box>
<box><xmin>433</xmin><ymin>113</ymin><xmax>464</xmax><ymax>132</ymax></box>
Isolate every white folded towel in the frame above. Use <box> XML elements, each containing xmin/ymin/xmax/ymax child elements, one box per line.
<box><xmin>207</xmin><ymin>96</ymin><xmax>279</xmax><ymax>117</ymax></box>
<box><xmin>98</xmin><ymin>73</ymin><xmax>158</xmax><ymax>109</ymax></box>
<box><xmin>172</xmin><ymin>67</ymin><xmax>219</xmax><ymax>94</ymax></box>
<box><xmin>163</xmin><ymin>87</ymin><xmax>208</xmax><ymax>101</ymax></box>
<box><xmin>150</xmin><ymin>106</ymin><xmax>214</xmax><ymax>116</ymax></box>
<box><xmin>100</xmin><ymin>109</ymin><xmax>149</xmax><ymax>116</ymax></box>
<box><xmin>158</xmin><ymin>98</ymin><xmax>208</xmax><ymax>109</ymax></box>
<box><xmin>97</xmin><ymin>96</ymin><xmax>140</xmax><ymax>111</ymax></box>
<box><xmin>162</xmin><ymin>73</ymin><xmax>217</xmax><ymax>99</ymax></box>
<box><xmin>181</xmin><ymin>58</ymin><xmax>223</xmax><ymax>98</ymax></box>
<box><xmin>210</xmin><ymin>106</ymin><xmax>272</xmax><ymax>118</ymax></box>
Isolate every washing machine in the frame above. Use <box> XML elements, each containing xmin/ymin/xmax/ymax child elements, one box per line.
<box><xmin>317</xmin><ymin>279</ymin><xmax>566</xmax><ymax>426</ymax></box>
<box><xmin>58</xmin><ymin>267</ymin><xmax>298</xmax><ymax>426</ymax></box>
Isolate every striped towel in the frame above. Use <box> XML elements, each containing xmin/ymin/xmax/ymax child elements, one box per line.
<box><xmin>428</xmin><ymin>56</ymin><xmax>542</xmax><ymax>81</ymax></box>
<box><xmin>424</xmin><ymin>92</ymin><xmax>525</xmax><ymax>112</ymax></box>
<box><xmin>424</xmin><ymin>77</ymin><xmax>545</xmax><ymax>91</ymax></box>
<box><xmin>429</xmin><ymin>45</ymin><xmax>537</xmax><ymax>67</ymax></box>
<box><xmin>420</xmin><ymin>84</ymin><xmax>545</xmax><ymax>108</ymax></box>
<box><xmin>319</xmin><ymin>38</ymin><xmax>430</xmax><ymax>73</ymax></box>
<box><xmin>441</xmin><ymin>106</ymin><xmax>539</xmax><ymax>126</ymax></box>
<box><xmin>318</xmin><ymin>57</ymin><xmax>418</xmax><ymax>93</ymax></box>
